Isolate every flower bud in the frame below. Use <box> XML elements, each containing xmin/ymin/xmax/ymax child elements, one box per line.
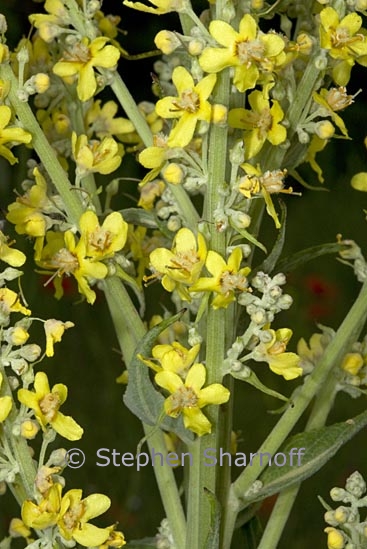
<box><xmin>341</xmin><ymin>353</ymin><xmax>364</xmax><ymax>376</ymax></box>
<box><xmin>155</xmin><ymin>30</ymin><xmax>181</xmax><ymax>54</ymax></box>
<box><xmin>230</xmin><ymin>211</ymin><xmax>251</xmax><ymax>229</ymax></box>
<box><xmin>212</xmin><ymin>104</ymin><xmax>228</xmax><ymax>125</ymax></box>
<box><xmin>187</xmin><ymin>38</ymin><xmax>203</xmax><ymax>56</ymax></box>
<box><xmin>19</xmin><ymin>344</ymin><xmax>41</xmax><ymax>362</ymax></box>
<box><xmin>162</xmin><ymin>163</ymin><xmax>185</xmax><ymax>185</ymax></box>
<box><xmin>334</xmin><ymin>506</ymin><xmax>350</xmax><ymax>524</ymax></box>
<box><xmin>7</xmin><ymin>326</ymin><xmax>29</xmax><ymax>346</ymax></box>
<box><xmin>315</xmin><ymin>120</ymin><xmax>335</xmax><ymax>139</ymax></box>
<box><xmin>324</xmin><ymin>527</ymin><xmax>346</xmax><ymax>549</ymax></box>
<box><xmin>33</xmin><ymin>73</ymin><xmax>50</xmax><ymax>94</ymax></box>
<box><xmin>345</xmin><ymin>471</ymin><xmax>366</xmax><ymax>498</ymax></box>
<box><xmin>330</xmin><ymin>487</ymin><xmax>348</xmax><ymax>502</ymax></box>
<box><xmin>167</xmin><ymin>215</ymin><xmax>181</xmax><ymax>232</ymax></box>
<box><xmin>21</xmin><ymin>419</ymin><xmax>39</xmax><ymax>440</ymax></box>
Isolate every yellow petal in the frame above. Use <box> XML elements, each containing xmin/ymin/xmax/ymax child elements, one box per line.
<box><xmin>51</xmin><ymin>412</ymin><xmax>84</xmax><ymax>441</ymax></box>
<box><xmin>0</xmin><ymin>396</ymin><xmax>12</xmax><ymax>422</ymax></box>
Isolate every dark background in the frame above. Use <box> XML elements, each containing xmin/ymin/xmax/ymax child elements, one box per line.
<box><xmin>1</xmin><ymin>1</ymin><xmax>367</xmax><ymax>547</ymax></box>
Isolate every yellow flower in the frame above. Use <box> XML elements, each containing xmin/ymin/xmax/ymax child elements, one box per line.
<box><xmin>22</xmin><ymin>483</ymin><xmax>62</xmax><ymax>530</ymax></box>
<box><xmin>191</xmin><ymin>248</ymin><xmax>251</xmax><ymax>309</ymax></box>
<box><xmin>238</xmin><ymin>163</ymin><xmax>291</xmax><ymax>228</ymax></box>
<box><xmin>138</xmin><ymin>134</ymin><xmax>174</xmax><ymax>186</ymax></box>
<box><xmin>0</xmin><ymin>231</ymin><xmax>26</xmax><ymax>267</ymax></box>
<box><xmin>95</xmin><ymin>12</ymin><xmax>121</xmax><ymax>40</ymax></box>
<box><xmin>99</xmin><ymin>526</ymin><xmax>126</xmax><ymax>548</ymax></box>
<box><xmin>0</xmin><ymin>105</ymin><xmax>32</xmax><ymax>165</ymax></box>
<box><xmin>147</xmin><ymin>227</ymin><xmax>207</xmax><ymax>300</ymax></box>
<box><xmin>44</xmin><ymin>319</ymin><xmax>74</xmax><ymax>357</ymax></box>
<box><xmin>29</xmin><ymin>0</ymin><xmax>70</xmax><ymax>42</ymax></box>
<box><xmin>155</xmin><ymin>66</ymin><xmax>217</xmax><ymax>147</ymax></box>
<box><xmin>320</xmin><ymin>6</ymin><xmax>367</xmax><ymax>85</ymax></box>
<box><xmin>6</xmin><ymin>167</ymin><xmax>53</xmax><ymax>239</ymax></box>
<box><xmin>254</xmin><ymin>328</ymin><xmax>302</xmax><ymax>380</ymax></box>
<box><xmin>312</xmin><ymin>87</ymin><xmax>354</xmax><ymax>137</ymax></box>
<box><xmin>0</xmin><ymin>288</ymin><xmax>31</xmax><ymax>318</ymax></box>
<box><xmin>79</xmin><ymin>210</ymin><xmax>128</xmax><ymax>259</ymax></box>
<box><xmin>123</xmin><ymin>0</ymin><xmax>188</xmax><ymax>15</ymax></box>
<box><xmin>305</xmin><ymin>134</ymin><xmax>328</xmax><ymax>183</ymax></box>
<box><xmin>37</xmin><ymin>230</ymin><xmax>108</xmax><ymax>304</ymax></box>
<box><xmin>229</xmin><ymin>88</ymin><xmax>286</xmax><ymax>159</ymax></box>
<box><xmin>57</xmin><ymin>489</ymin><xmax>112</xmax><ymax>546</ymax></box>
<box><xmin>155</xmin><ymin>362</ymin><xmax>230</xmax><ymax>436</ymax></box>
<box><xmin>53</xmin><ymin>37</ymin><xmax>120</xmax><ymax>102</ymax></box>
<box><xmin>0</xmin><ymin>372</ymin><xmax>12</xmax><ymax>423</ymax></box>
<box><xmin>85</xmin><ymin>100</ymin><xmax>135</xmax><ymax>138</ymax></box>
<box><xmin>72</xmin><ymin>132</ymin><xmax>124</xmax><ymax>177</ymax></box>
<box><xmin>139</xmin><ymin>341</ymin><xmax>200</xmax><ymax>376</ymax></box>
<box><xmin>199</xmin><ymin>15</ymin><xmax>286</xmax><ymax>92</ymax></box>
<box><xmin>17</xmin><ymin>371</ymin><xmax>83</xmax><ymax>440</ymax></box>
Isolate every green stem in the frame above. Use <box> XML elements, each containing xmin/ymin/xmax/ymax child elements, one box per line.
<box><xmin>0</xmin><ymin>63</ymin><xmax>83</xmax><ymax>226</ymax></box>
<box><xmin>257</xmin><ymin>372</ymin><xmax>338</xmax><ymax>549</ymax></box>
<box><xmin>185</xmin><ymin>66</ymin><xmax>230</xmax><ymax>549</ymax></box>
<box><xmin>0</xmin><ymin>362</ymin><xmax>36</xmax><ymax>502</ymax></box>
<box><xmin>109</xmin><ymin>72</ymin><xmax>153</xmax><ymax>148</ymax></box>
<box><xmin>223</xmin><ymin>276</ymin><xmax>367</xmax><ymax>546</ymax></box>
<box><xmin>102</xmin><ymin>277</ymin><xmax>186</xmax><ymax>549</ymax></box>
<box><xmin>145</xmin><ymin>427</ymin><xmax>187</xmax><ymax>549</ymax></box>
<box><xmin>264</xmin><ymin>54</ymin><xmax>322</xmax><ymax>172</ymax></box>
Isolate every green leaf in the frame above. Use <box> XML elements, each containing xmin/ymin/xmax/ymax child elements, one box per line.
<box><xmin>230</xmin><ymin>369</ymin><xmax>289</xmax><ymax>403</ymax></box>
<box><xmin>289</xmin><ymin>168</ymin><xmax>329</xmax><ymax>191</ymax></box>
<box><xmin>123</xmin><ymin>311</ymin><xmax>194</xmax><ymax>444</ymax></box>
<box><xmin>231</xmin><ymin>224</ymin><xmax>267</xmax><ymax>254</ymax></box>
<box><xmin>275</xmin><ymin>242</ymin><xmax>348</xmax><ymax>274</ymax></box>
<box><xmin>253</xmin><ymin>200</ymin><xmax>287</xmax><ymax>276</ymax></box>
<box><xmin>241</xmin><ymin>410</ymin><xmax>367</xmax><ymax>505</ymax></box>
<box><xmin>120</xmin><ymin>207</ymin><xmax>158</xmax><ymax>228</ymax></box>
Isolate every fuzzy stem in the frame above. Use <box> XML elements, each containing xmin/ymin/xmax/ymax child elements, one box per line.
<box><xmin>0</xmin><ymin>63</ymin><xmax>83</xmax><ymax>226</ymax></box>
<box><xmin>185</xmin><ymin>66</ymin><xmax>230</xmax><ymax>549</ymax></box>
<box><xmin>0</xmin><ymin>361</ymin><xmax>36</xmax><ymax>503</ymax></box>
<box><xmin>257</xmin><ymin>372</ymin><xmax>339</xmax><ymax>549</ymax></box>
<box><xmin>223</xmin><ymin>277</ymin><xmax>367</xmax><ymax>546</ymax></box>
<box><xmin>102</xmin><ymin>277</ymin><xmax>186</xmax><ymax>548</ymax></box>
<box><xmin>264</xmin><ymin>55</ymin><xmax>322</xmax><ymax>172</ymax></box>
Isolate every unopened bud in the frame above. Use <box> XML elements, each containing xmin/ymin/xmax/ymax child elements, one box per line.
<box><xmin>315</xmin><ymin>120</ymin><xmax>335</xmax><ymax>139</ymax></box>
<box><xmin>155</xmin><ymin>30</ymin><xmax>181</xmax><ymax>54</ymax></box>
<box><xmin>162</xmin><ymin>162</ymin><xmax>185</xmax><ymax>185</ymax></box>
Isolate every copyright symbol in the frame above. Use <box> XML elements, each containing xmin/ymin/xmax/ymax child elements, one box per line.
<box><xmin>65</xmin><ymin>448</ymin><xmax>85</xmax><ymax>469</ymax></box>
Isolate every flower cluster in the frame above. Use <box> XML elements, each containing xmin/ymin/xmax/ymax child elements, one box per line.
<box><xmin>2</xmin><ymin>0</ymin><xmax>367</xmax><ymax>546</ymax></box>
<box><xmin>140</xmin><ymin>341</ymin><xmax>230</xmax><ymax>436</ymax></box>
<box><xmin>323</xmin><ymin>471</ymin><xmax>367</xmax><ymax>549</ymax></box>
<box><xmin>298</xmin><ymin>325</ymin><xmax>367</xmax><ymax>398</ymax></box>
<box><xmin>0</xmin><ymin>231</ymin><xmax>126</xmax><ymax>547</ymax></box>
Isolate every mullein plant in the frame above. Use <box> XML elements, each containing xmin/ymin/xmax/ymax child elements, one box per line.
<box><xmin>1</xmin><ymin>0</ymin><xmax>367</xmax><ymax>548</ymax></box>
